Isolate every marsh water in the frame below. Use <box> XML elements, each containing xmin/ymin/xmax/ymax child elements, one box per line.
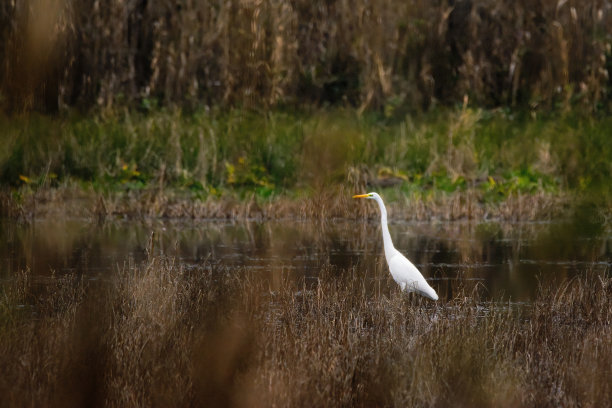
<box><xmin>1</xmin><ymin>216</ymin><xmax>610</xmax><ymax>301</ymax></box>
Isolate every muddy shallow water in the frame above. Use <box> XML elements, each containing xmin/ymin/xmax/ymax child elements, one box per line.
<box><xmin>1</xmin><ymin>216</ymin><xmax>610</xmax><ymax>301</ymax></box>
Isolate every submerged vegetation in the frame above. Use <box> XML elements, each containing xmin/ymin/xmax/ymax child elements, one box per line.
<box><xmin>1</xmin><ymin>107</ymin><xmax>611</xmax><ymax>220</ymax></box>
<box><xmin>0</xmin><ymin>255</ymin><xmax>610</xmax><ymax>406</ymax></box>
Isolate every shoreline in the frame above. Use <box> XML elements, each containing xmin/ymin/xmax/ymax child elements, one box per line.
<box><xmin>2</xmin><ymin>185</ymin><xmax>572</xmax><ymax>223</ymax></box>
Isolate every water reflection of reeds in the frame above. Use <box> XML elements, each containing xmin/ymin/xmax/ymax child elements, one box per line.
<box><xmin>1</xmin><ymin>217</ymin><xmax>609</xmax><ymax>301</ymax></box>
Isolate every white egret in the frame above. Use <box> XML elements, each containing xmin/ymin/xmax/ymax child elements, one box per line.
<box><xmin>353</xmin><ymin>192</ymin><xmax>439</xmax><ymax>300</ymax></box>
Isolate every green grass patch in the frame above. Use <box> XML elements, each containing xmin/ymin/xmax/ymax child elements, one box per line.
<box><xmin>1</xmin><ymin>108</ymin><xmax>610</xmax><ymax>204</ymax></box>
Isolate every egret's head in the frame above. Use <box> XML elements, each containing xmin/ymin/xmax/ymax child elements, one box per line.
<box><xmin>352</xmin><ymin>192</ymin><xmax>378</xmax><ymax>200</ymax></box>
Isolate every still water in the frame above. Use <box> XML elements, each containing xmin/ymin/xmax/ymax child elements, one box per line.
<box><xmin>1</xmin><ymin>217</ymin><xmax>610</xmax><ymax>301</ymax></box>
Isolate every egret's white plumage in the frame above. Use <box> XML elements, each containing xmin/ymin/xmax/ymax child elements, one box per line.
<box><xmin>353</xmin><ymin>192</ymin><xmax>439</xmax><ymax>300</ymax></box>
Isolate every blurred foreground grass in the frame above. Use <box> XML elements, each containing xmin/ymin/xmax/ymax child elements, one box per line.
<box><xmin>1</xmin><ymin>107</ymin><xmax>610</xmax><ymax>220</ymax></box>
<box><xmin>1</xmin><ymin>255</ymin><xmax>610</xmax><ymax>407</ymax></box>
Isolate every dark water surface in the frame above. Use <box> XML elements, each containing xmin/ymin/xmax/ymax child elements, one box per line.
<box><xmin>1</xmin><ymin>217</ymin><xmax>610</xmax><ymax>301</ymax></box>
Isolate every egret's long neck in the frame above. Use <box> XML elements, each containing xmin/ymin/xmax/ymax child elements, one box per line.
<box><xmin>374</xmin><ymin>196</ymin><xmax>396</xmax><ymax>261</ymax></box>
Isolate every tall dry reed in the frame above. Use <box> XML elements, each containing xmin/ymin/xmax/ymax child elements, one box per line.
<box><xmin>1</xmin><ymin>0</ymin><xmax>610</xmax><ymax>112</ymax></box>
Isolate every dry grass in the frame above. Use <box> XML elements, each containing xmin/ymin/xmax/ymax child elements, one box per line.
<box><xmin>1</xmin><ymin>254</ymin><xmax>610</xmax><ymax>407</ymax></box>
<box><xmin>0</xmin><ymin>183</ymin><xmax>570</xmax><ymax>223</ymax></box>
<box><xmin>1</xmin><ymin>0</ymin><xmax>610</xmax><ymax>111</ymax></box>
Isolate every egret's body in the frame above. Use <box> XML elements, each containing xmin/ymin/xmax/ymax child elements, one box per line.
<box><xmin>353</xmin><ymin>192</ymin><xmax>439</xmax><ymax>300</ymax></box>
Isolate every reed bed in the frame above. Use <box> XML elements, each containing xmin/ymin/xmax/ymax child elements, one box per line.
<box><xmin>1</xmin><ymin>0</ymin><xmax>610</xmax><ymax>112</ymax></box>
<box><xmin>1</xmin><ymin>255</ymin><xmax>610</xmax><ymax>407</ymax></box>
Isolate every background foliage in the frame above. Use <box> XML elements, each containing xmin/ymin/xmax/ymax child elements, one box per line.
<box><xmin>1</xmin><ymin>0</ymin><xmax>611</xmax><ymax>112</ymax></box>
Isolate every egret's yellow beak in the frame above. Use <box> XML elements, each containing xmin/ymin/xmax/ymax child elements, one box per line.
<box><xmin>352</xmin><ymin>194</ymin><xmax>370</xmax><ymax>199</ymax></box>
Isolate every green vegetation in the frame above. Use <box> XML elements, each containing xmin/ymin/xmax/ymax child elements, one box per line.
<box><xmin>1</xmin><ymin>107</ymin><xmax>610</xmax><ymax>220</ymax></box>
<box><xmin>1</xmin><ymin>256</ymin><xmax>610</xmax><ymax>406</ymax></box>
<box><xmin>2</xmin><ymin>0</ymin><xmax>611</xmax><ymax>218</ymax></box>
